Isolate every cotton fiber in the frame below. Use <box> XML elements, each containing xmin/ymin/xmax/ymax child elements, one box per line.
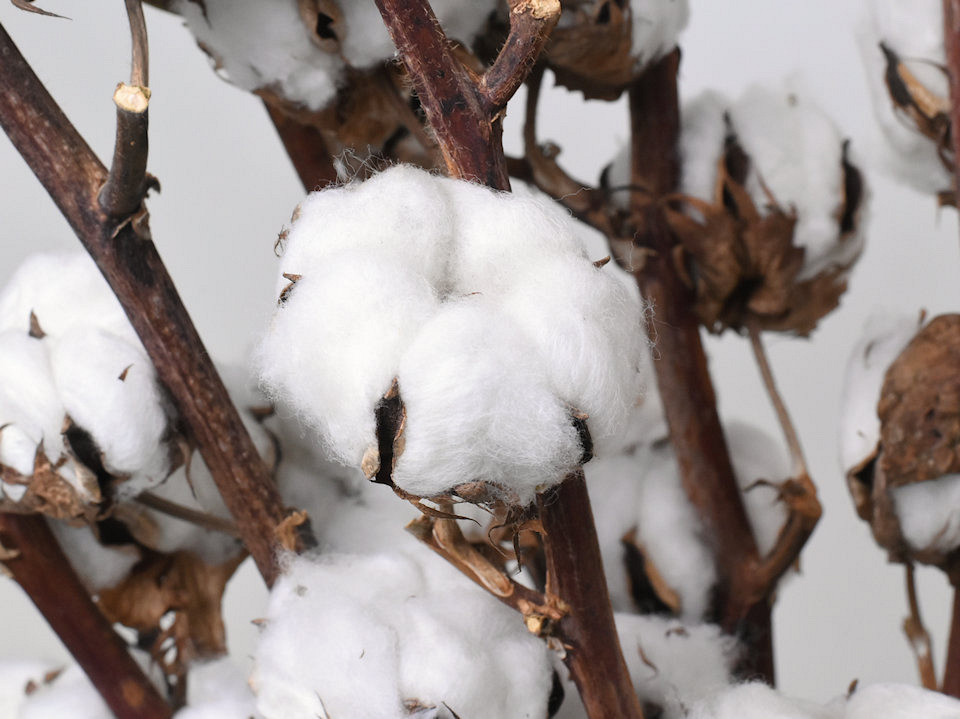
<box><xmin>47</xmin><ymin>520</ymin><xmax>141</xmax><ymax>592</ymax></box>
<box><xmin>173</xmin><ymin>658</ymin><xmax>261</xmax><ymax>719</ymax></box>
<box><xmin>628</xmin><ymin>0</ymin><xmax>690</xmax><ymax>70</ymax></box>
<box><xmin>892</xmin><ymin>473</ymin><xmax>960</xmax><ymax>554</ymax></box>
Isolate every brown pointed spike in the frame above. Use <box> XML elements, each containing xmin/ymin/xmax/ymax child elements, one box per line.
<box><xmin>28</xmin><ymin>311</ymin><xmax>45</xmax><ymax>339</ymax></box>
<box><xmin>593</xmin><ymin>255</ymin><xmax>611</xmax><ymax>268</ymax></box>
<box><xmin>118</xmin><ymin>365</ymin><xmax>132</xmax><ymax>382</ymax></box>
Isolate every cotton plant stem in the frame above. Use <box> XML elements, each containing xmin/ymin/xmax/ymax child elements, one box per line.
<box><xmin>99</xmin><ymin>0</ymin><xmax>152</xmax><ymax>216</ymax></box>
<box><xmin>263</xmin><ymin>102</ymin><xmax>339</xmax><ymax>191</ymax></box>
<box><xmin>626</xmin><ymin>52</ymin><xmax>771</xmax><ymax>679</ymax></box>
<box><xmin>539</xmin><ymin>471</ymin><xmax>645</xmax><ymax>719</ymax></box>
<box><xmin>903</xmin><ymin>563</ymin><xmax>938</xmax><ymax>690</ymax></box>
<box><xmin>944</xmin><ymin>0</ymin><xmax>960</xmax><ymax>211</ymax></box>
<box><xmin>0</xmin><ymin>513</ymin><xmax>172</xmax><ymax>719</ymax></box>
<box><xmin>0</xmin><ymin>23</ymin><xmax>308</xmax><ymax>584</ymax></box>
<box><xmin>942</xmin><ymin>586</ymin><xmax>960</xmax><ymax>696</ymax></box>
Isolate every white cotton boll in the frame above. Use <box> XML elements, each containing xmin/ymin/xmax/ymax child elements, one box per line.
<box><xmin>629</xmin><ymin>0</ymin><xmax>690</xmax><ymax>69</ymax></box>
<box><xmin>892</xmin><ymin>474</ymin><xmax>960</xmax><ymax>554</ymax></box>
<box><xmin>839</xmin><ymin>313</ymin><xmax>921</xmax><ymax>475</ymax></box>
<box><xmin>174</xmin><ymin>658</ymin><xmax>260</xmax><ymax>719</ymax></box>
<box><xmin>49</xmin><ymin>328</ymin><xmax>169</xmax><ymax>494</ymax></box>
<box><xmin>444</xmin><ymin>179</ymin><xmax>590</xmax><ymax>296</ymax></box>
<box><xmin>173</xmin><ymin>0</ymin><xmax>341</xmax><ymax>111</ymax></box>
<box><xmin>727</xmin><ymin>421</ymin><xmax>791</xmax><ymax>558</ymax></box>
<box><xmin>278</xmin><ymin>166</ymin><xmax>455</xmax><ymax>292</ymax></box>
<box><xmin>616</xmin><ymin>613</ymin><xmax>738</xmax><ymax>717</ymax></box>
<box><xmin>678</xmin><ymin>91</ymin><xmax>731</xmax><ymax>202</ymax></box>
<box><xmin>498</xmin><ymin>255</ymin><xmax>647</xmax><ymax>452</ymax></box>
<box><xmin>253</xmin><ymin>551</ymin><xmax>552</xmax><ymax>719</ymax></box>
<box><xmin>0</xmin><ymin>251</ymin><xmax>136</xmax><ymax>346</ymax></box>
<box><xmin>394</xmin><ymin>298</ymin><xmax>581</xmax><ymax>504</ymax></box>
<box><xmin>688</xmin><ymin>682</ymin><xmax>839</xmax><ymax>719</ymax></box>
<box><xmin>858</xmin><ymin>1</ymin><xmax>952</xmax><ymax>195</ymax></box>
<box><xmin>728</xmin><ymin>85</ymin><xmax>854</xmax><ymax>280</ymax></box>
<box><xmin>0</xmin><ymin>332</ymin><xmax>65</xmax><ymax>475</ymax></box>
<box><xmin>844</xmin><ymin>682</ymin><xmax>960</xmax><ymax>718</ymax></box>
<box><xmin>0</xmin><ymin>660</ymin><xmax>57</xmax><ymax>718</ymax></box>
<box><xmin>48</xmin><ymin>519</ymin><xmax>140</xmax><ymax>592</ymax></box>
<box><xmin>17</xmin><ymin>664</ymin><xmax>113</xmax><ymax>719</ymax></box>
<box><xmin>258</xmin><ymin>250</ymin><xmax>439</xmax><ymax>466</ymax></box>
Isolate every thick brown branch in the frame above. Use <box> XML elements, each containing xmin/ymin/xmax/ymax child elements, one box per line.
<box><xmin>944</xmin><ymin>0</ymin><xmax>960</xmax><ymax>213</ymax></box>
<box><xmin>943</xmin><ymin>586</ymin><xmax>960</xmax><ymax>697</ymax></box>
<box><xmin>539</xmin><ymin>471</ymin><xmax>644</xmax><ymax>719</ymax></box>
<box><xmin>264</xmin><ymin>102</ymin><xmax>339</xmax><ymax>191</ymax></box>
<box><xmin>626</xmin><ymin>52</ymin><xmax>765</xmax><ymax>659</ymax></box>
<box><xmin>480</xmin><ymin>0</ymin><xmax>560</xmax><ymax>112</ymax></box>
<box><xmin>0</xmin><ymin>22</ymin><xmax>308</xmax><ymax>584</ymax></box>
<box><xmin>0</xmin><ymin>513</ymin><xmax>172</xmax><ymax>719</ymax></box>
<box><xmin>374</xmin><ymin>0</ymin><xmax>510</xmax><ymax>188</ymax></box>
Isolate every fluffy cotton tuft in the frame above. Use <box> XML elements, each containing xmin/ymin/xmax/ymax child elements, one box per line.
<box><xmin>259</xmin><ymin>166</ymin><xmax>649</xmax><ymax>504</ymax></box>
<box><xmin>628</xmin><ymin>0</ymin><xmax>690</xmax><ymax>69</ymax></box>
<box><xmin>174</xmin><ymin>658</ymin><xmax>261</xmax><ymax>719</ymax></box>
<box><xmin>48</xmin><ymin>520</ymin><xmax>141</xmax><ymax>592</ymax></box>
<box><xmin>252</xmin><ymin>551</ymin><xmax>553</xmax><ymax>719</ymax></box>
<box><xmin>688</xmin><ymin>682</ymin><xmax>839</xmax><ymax>719</ymax></box>
<box><xmin>893</xmin><ymin>474</ymin><xmax>960</xmax><ymax>553</ymax></box>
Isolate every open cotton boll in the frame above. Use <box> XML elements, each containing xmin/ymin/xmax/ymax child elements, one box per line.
<box><xmin>729</xmin><ymin>85</ymin><xmax>856</xmax><ymax>280</ymax></box>
<box><xmin>258</xmin><ymin>250</ymin><xmax>439</xmax><ymax>466</ymax></box>
<box><xmin>892</xmin><ymin>474</ymin><xmax>960</xmax><ymax>554</ymax></box>
<box><xmin>0</xmin><ymin>332</ymin><xmax>64</xmax><ymax>476</ymax></box>
<box><xmin>858</xmin><ymin>1</ymin><xmax>952</xmax><ymax>196</ymax></box>
<box><xmin>394</xmin><ymin>298</ymin><xmax>581</xmax><ymax>505</ymax></box>
<box><xmin>173</xmin><ymin>0</ymin><xmax>342</xmax><ymax>112</ymax></box>
<box><xmin>629</xmin><ymin>0</ymin><xmax>690</xmax><ymax>69</ymax></box>
<box><xmin>17</xmin><ymin>664</ymin><xmax>113</xmax><ymax>719</ymax></box>
<box><xmin>49</xmin><ymin>328</ymin><xmax>169</xmax><ymax>495</ymax></box>
<box><xmin>48</xmin><ymin>519</ymin><xmax>141</xmax><ymax>592</ymax></box>
<box><xmin>0</xmin><ymin>251</ymin><xmax>137</xmax><ymax>346</ymax></box>
<box><xmin>616</xmin><ymin>614</ymin><xmax>738</xmax><ymax>718</ymax></box>
<box><xmin>174</xmin><ymin>658</ymin><xmax>261</xmax><ymax>719</ymax></box>
<box><xmin>0</xmin><ymin>659</ymin><xmax>58</xmax><ymax>718</ymax></box>
<box><xmin>252</xmin><ymin>551</ymin><xmax>552</xmax><ymax>719</ymax></box>
<box><xmin>497</xmin><ymin>254</ymin><xmax>647</xmax><ymax>451</ymax></box>
<box><xmin>839</xmin><ymin>313</ymin><xmax>921</xmax><ymax>475</ymax></box>
<box><xmin>844</xmin><ymin>682</ymin><xmax>960</xmax><ymax>718</ymax></box>
<box><xmin>688</xmin><ymin>682</ymin><xmax>839</xmax><ymax>719</ymax></box>
<box><xmin>278</xmin><ymin>165</ymin><xmax>455</xmax><ymax>291</ymax></box>
<box><xmin>727</xmin><ymin>422</ymin><xmax>791</xmax><ymax>557</ymax></box>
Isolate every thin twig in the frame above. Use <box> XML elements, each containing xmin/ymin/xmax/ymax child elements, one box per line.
<box><xmin>99</xmin><ymin>0</ymin><xmax>152</xmax><ymax>217</ymax></box>
<box><xmin>903</xmin><ymin>563</ymin><xmax>938</xmax><ymax>690</ymax></box>
<box><xmin>0</xmin><ymin>22</ymin><xmax>310</xmax><ymax>584</ymax></box>
<box><xmin>943</xmin><ymin>0</ymin><xmax>960</xmax><ymax>218</ymax></box>
<box><xmin>943</xmin><ymin>586</ymin><xmax>960</xmax><ymax>696</ymax></box>
<box><xmin>0</xmin><ymin>513</ymin><xmax>172</xmax><ymax>719</ymax></box>
<box><xmin>135</xmin><ymin>492</ymin><xmax>242</xmax><ymax>538</ymax></box>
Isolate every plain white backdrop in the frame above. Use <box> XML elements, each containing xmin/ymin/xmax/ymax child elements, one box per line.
<box><xmin>1</xmin><ymin>0</ymin><xmax>959</xmax><ymax>705</ymax></box>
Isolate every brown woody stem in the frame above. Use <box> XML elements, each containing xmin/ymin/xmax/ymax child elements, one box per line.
<box><xmin>99</xmin><ymin>0</ymin><xmax>151</xmax><ymax>216</ymax></box>
<box><xmin>135</xmin><ymin>492</ymin><xmax>242</xmax><ymax>538</ymax></box>
<box><xmin>944</xmin><ymin>0</ymin><xmax>960</xmax><ymax>210</ymax></box>
<box><xmin>0</xmin><ymin>22</ymin><xmax>308</xmax><ymax>584</ymax></box>
<box><xmin>0</xmin><ymin>513</ymin><xmax>172</xmax><ymax>719</ymax></box>
<box><xmin>903</xmin><ymin>563</ymin><xmax>938</xmax><ymax>690</ymax></box>
<box><xmin>264</xmin><ymin>102</ymin><xmax>339</xmax><ymax>191</ymax></box>
<box><xmin>539</xmin><ymin>471</ymin><xmax>644</xmax><ymax>719</ymax></box>
<box><xmin>374</xmin><ymin>0</ymin><xmax>510</xmax><ymax>187</ymax></box>
<box><xmin>627</xmin><ymin>52</ymin><xmax>770</xmax><ymax>679</ymax></box>
<box><xmin>943</xmin><ymin>585</ymin><xmax>960</xmax><ymax>697</ymax></box>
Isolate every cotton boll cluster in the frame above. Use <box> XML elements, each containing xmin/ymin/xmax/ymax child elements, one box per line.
<box><xmin>859</xmin><ymin>0</ymin><xmax>954</xmax><ymax>199</ymax></box>
<box><xmin>174</xmin><ymin>0</ymin><xmax>496</xmax><ymax>112</ymax></box>
<box><xmin>258</xmin><ymin>165</ymin><xmax>647</xmax><ymax>507</ymax></box>
<box><xmin>0</xmin><ymin>251</ymin><xmax>173</xmax><ymax>516</ymax></box>
<box><xmin>546</xmin><ymin>0</ymin><xmax>689</xmax><ymax>99</ymax></box>
<box><xmin>251</xmin><ymin>551</ymin><xmax>553</xmax><ymax>719</ymax></box>
<box><xmin>609</xmin><ymin>84</ymin><xmax>866</xmax><ymax>335</ymax></box>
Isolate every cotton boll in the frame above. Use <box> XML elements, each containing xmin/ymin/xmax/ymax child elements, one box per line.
<box><xmin>258</xmin><ymin>250</ymin><xmax>440</xmax><ymax>466</ymax></box>
<box><xmin>729</xmin><ymin>85</ymin><xmax>855</xmax><ymax>280</ymax></box>
<box><xmin>839</xmin><ymin>313</ymin><xmax>921</xmax><ymax>476</ymax></box>
<box><xmin>688</xmin><ymin>682</ymin><xmax>839</xmax><ymax>719</ymax></box>
<box><xmin>892</xmin><ymin>474</ymin><xmax>960</xmax><ymax>554</ymax></box>
<box><xmin>174</xmin><ymin>658</ymin><xmax>260</xmax><ymax>719</ymax></box>
<box><xmin>173</xmin><ymin>0</ymin><xmax>342</xmax><ymax>112</ymax></box>
<box><xmin>0</xmin><ymin>660</ymin><xmax>58</xmax><ymax>718</ymax></box>
<box><xmin>616</xmin><ymin>614</ymin><xmax>738</xmax><ymax>718</ymax></box>
<box><xmin>17</xmin><ymin>664</ymin><xmax>113</xmax><ymax>719</ymax></box>
<box><xmin>48</xmin><ymin>519</ymin><xmax>141</xmax><ymax>592</ymax></box>
<box><xmin>844</xmin><ymin>682</ymin><xmax>960</xmax><ymax>718</ymax></box>
<box><xmin>278</xmin><ymin>166</ymin><xmax>455</xmax><ymax>291</ymax></box>
<box><xmin>49</xmin><ymin>328</ymin><xmax>169</xmax><ymax>495</ymax></box>
<box><xmin>0</xmin><ymin>251</ymin><xmax>137</xmax><ymax>346</ymax></box>
<box><xmin>859</xmin><ymin>1</ymin><xmax>952</xmax><ymax>196</ymax></box>
<box><xmin>629</xmin><ymin>0</ymin><xmax>690</xmax><ymax>69</ymax></box>
<box><xmin>497</xmin><ymin>255</ymin><xmax>647</xmax><ymax>450</ymax></box>
<box><xmin>727</xmin><ymin>422</ymin><xmax>791</xmax><ymax>558</ymax></box>
<box><xmin>0</xmin><ymin>331</ymin><xmax>66</xmax><ymax>475</ymax></box>
<box><xmin>394</xmin><ymin>298</ymin><xmax>581</xmax><ymax>505</ymax></box>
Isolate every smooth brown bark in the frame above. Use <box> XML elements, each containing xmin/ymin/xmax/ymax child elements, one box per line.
<box><xmin>0</xmin><ymin>514</ymin><xmax>171</xmax><ymax>719</ymax></box>
<box><xmin>540</xmin><ymin>472</ymin><xmax>645</xmax><ymax>719</ymax></box>
<box><xmin>0</xmin><ymin>23</ymin><xmax>308</xmax><ymax>584</ymax></box>
<box><xmin>626</xmin><ymin>52</ymin><xmax>770</xmax><ymax>680</ymax></box>
<box><xmin>264</xmin><ymin>102</ymin><xmax>339</xmax><ymax>191</ymax></box>
<box><xmin>943</xmin><ymin>587</ymin><xmax>960</xmax><ymax>697</ymax></box>
<box><xmin>944</xmin><ymin>0</ymin><xmax>960</xmax><ymax>209</ymax></box>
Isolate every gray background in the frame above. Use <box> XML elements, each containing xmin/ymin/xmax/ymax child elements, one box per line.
<box><xmin>1</xmin><ymin>0</ymin><xmax>959</xmax><ymax>703</ymax></box>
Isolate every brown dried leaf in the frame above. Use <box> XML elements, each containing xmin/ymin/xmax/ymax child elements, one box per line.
<box><xmin>0</xmin><ymin>446</ymin><xmax>99</xmax><ymax>522</ymax></box>
<box><xmin>10</xmin><ymin>0</ymin><xmax>66</xmax><ymax>19</ymax></box>
<box><xmin>878</xmin><ymin>314</ymin><xmax>960</xmax><ymax>487</ymax></box>
<box><xmin>275</xmin><ymin>510</ymin><xmax>310</xmax><ymax>552</ymax></box>
<box><xmin>880</xmin><ymin>43</ymin><xmax>952</xmax><ymax>157</ymax></box>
